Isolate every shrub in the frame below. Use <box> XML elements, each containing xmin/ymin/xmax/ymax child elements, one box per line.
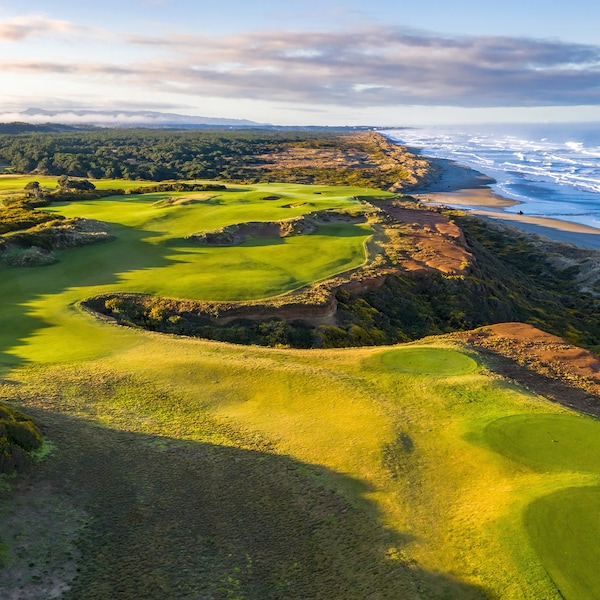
<box><xmin>0</xmin><ymin>404</ymin><xmax>43</xmax><ymax>474</ymax></box>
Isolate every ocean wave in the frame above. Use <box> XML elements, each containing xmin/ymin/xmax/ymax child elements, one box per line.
<box><xmin>384</xmin><ymin>123</ymin><xmax>600</xmax><ymax>226</ymax></box>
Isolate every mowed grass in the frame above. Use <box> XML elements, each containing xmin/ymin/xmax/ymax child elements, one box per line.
<box><xmin>1</xmin><ymin>334</ymin><xmax>578</xmax><ymax>599</ymax></box>
<box><xmin>0</xmin><ymin>174</ymin><xmax>156</xmax><ymax>192</ymax></box>
<box><xmin>485</xmin><ymin>414</ymin><xmax>600</xmax><ymax>597</ymax></box>
<box><xmin>526</xmin><ymin>487</ymin><xmax>600</xmax><ymax>600</ymax></box>
<box><xmin>2</xmin><ymin>179</ymin><xmax>599</xmax><ymax>598</ymax></box>
<box><xmin>0</xmin><ymin>182</ymin><xmax>387</xmax><ymax>363</ymax></box>
<box><xmin>379</xmin><ymin>347</ymin><xmax>478</xmax><ymax>375</ymax></box>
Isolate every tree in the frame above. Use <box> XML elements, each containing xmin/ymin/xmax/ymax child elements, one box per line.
<box><xmin>57</xmin><ymin>176</ymin><xmax>96</xmax><ymax>191</ymax></box>
<box><xmin>24</xmin><ymin>181</ymin><xmax>41</xmax><ymax>198</ymax></box>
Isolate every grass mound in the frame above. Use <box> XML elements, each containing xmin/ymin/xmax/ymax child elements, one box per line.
<box><xmin>378</xmin><ymin>347</ymin><xmax>478</xmax><ymax>375</ymax></box>
<box><xmin>0</xmin><ymin>404</ymin><xmax>42</xmax><ymax>474</ymax></box>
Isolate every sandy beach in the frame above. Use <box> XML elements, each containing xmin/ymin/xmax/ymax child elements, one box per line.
<box><xmin>412</xmin><ymin>156</ymin><xmax>600</xmax><ymax>250</ymax></box>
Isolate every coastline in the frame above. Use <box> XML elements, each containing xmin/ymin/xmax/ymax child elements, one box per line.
<box><xmin>411</xmin><ymin>155</ymin><xmax>600</xmax><ymax>250</ymax></box>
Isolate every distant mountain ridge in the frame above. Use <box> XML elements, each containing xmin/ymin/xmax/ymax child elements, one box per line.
<box><xmin>0</xmin><ymin>108</ymin><xmax>268</xmax><ymax>129</ymax></box>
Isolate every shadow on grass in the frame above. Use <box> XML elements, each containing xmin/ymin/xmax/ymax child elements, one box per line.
<box><xmin>1</xmin><ymin>408</ymin><xmax>487</xmax><ymax>600</ymax></box>
<box><xmin>0</xmin><ymin>222</ymin><xmax>184</xmax><ymax>365</ymax></box>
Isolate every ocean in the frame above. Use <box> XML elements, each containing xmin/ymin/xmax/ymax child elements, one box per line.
<box><xmin>384</xmin><ymin>123</ymin><xmax>600</xmax><ymax>230</ymax></box>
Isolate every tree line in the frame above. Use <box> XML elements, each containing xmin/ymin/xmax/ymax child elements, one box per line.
<box><xmin>0</xmin><ymin>128</ymin><xmax>412</xmax><ymax>189</ymax></box>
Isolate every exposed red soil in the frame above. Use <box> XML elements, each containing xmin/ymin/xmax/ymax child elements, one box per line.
<box><xmin>374</xmin><ymin>200</ymin><xmax>473</xmax><ymax>276</ymax></box>
<box><xmin>452</xmin><ymin>322</ymin><xmax>600</xmax><ymax>416</ymax></box>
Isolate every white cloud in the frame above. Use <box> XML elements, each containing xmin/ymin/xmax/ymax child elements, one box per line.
<box><xmin>0</xmin><ymin>15</ymin><xmax>77</xmax><ymax>41</ymax></box>
<box><xmin>2</xmin><ymin>24</ymin><xmax>600</xmax><ymax>111</ymax></box>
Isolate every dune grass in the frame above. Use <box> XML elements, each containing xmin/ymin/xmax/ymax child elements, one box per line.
<box><xmin>0</xmin><ymin>179</ymin><xmax>598</xmax><ymax>598</ymax></box>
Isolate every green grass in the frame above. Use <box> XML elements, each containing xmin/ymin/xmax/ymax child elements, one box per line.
<box><xmin>484</xmin><ymin>414</ymin><xmax>600</xmax><ymax>473</ymax></box>
<box><xmin>526</xmin><ymin>487</ymin><xmax>600</xmax><ymax>600</ymax></box>
<box><xmin>0</xmin><ymin>174</ymin><xmax>155</xmax><ymax>193</ymax></box>
<box><xmin>0</xmin><ymin>182</ymin><xmax>388</xmax><ymax>363</ymax></box>
<box><xmin>378</xmin><ymin>347</ymin><xmax>479</xmax><ymax>375</ymax></box>
<box><xmin>484</xmin><ymin>414</ymin><xmax>600</xmax><ymax>598</ymax></box>
<box><xmin>1</xmin><ymin>178</ymin><xmax>599</xmax><ymax>598</ymax></box>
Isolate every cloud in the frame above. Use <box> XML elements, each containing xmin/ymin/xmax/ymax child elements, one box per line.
<box><xmin>3</xmin><ymin>25</ymin><xmax>600</xmax><ymax>109</ymax></box>
<box><xmin>0</xmin><ymin>15</ymin><xmax>77</xmax><ymax>41</ymax></box>
<box><xmin>113</xmin><ymin>26</ymin><xmax>600</xmax><ymax>107</ymax></box>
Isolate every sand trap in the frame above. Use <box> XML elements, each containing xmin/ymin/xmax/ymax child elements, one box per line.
<box><xmin>153</xmin><ymin>194</ymin><xmax>216</xmax><ymax>206</ymax></box>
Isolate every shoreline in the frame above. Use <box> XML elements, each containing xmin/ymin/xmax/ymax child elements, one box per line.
<box><xmin>411</xmin><ymin>155</ymin><xmax>600</xmax><ymax>250</ymax></box>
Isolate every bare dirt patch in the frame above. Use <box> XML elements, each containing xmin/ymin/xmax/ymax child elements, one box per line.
<box><xmin>452</xmin><ymin>322</ymin><xmax>600</xmax><ymax>416</ymax></box>
<box><xmin>373</xmin><ymin>200</ymin><xmax>473</xmax><ymax>276</ymax></box>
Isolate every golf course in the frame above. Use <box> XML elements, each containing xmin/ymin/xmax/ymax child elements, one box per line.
<box><xmin>1</xmin><ymin>177</ymin><xmax>600</xmax><ymax>599</ymax></box>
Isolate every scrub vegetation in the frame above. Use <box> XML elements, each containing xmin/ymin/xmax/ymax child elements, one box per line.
<box><xmin>0</xmin><ymin>129</ymin><xmax>433</xmax><ymax>190</ymax></box>
<box><xmin>1</xmin><ymin>131</ymin><xmax>600</xmax><ymax>599</ymax></box>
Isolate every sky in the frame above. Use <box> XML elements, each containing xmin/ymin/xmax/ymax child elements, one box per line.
<box><xmin>1</xmin><ymin>0</ymin><xmax>600</xmax><ymax>126</ymax></box>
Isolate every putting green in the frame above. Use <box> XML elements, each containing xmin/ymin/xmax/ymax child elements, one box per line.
<box><xmin>526</xmin><ymin>487</ymin><xmax>600</xmax><ymax>600</ymax></box>
<box><xmin>484</xmin><ymin>413</ymin><xmax>600</xmax><ymax>473</ymax></box>
<box><xmin>485</xmin><ymin>413</ymin><xmax>600</xmax><ymax>600</ymax></box>
<box><xmin>378</xmin><ymin>347</ymin><xmax>478</xmax><ymax>375</ymax></box>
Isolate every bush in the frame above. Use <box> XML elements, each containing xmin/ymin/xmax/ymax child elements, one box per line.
<box><xmin>0</xmin><ymin>404</ymin><xmax>43</xmax><ymax>474</ymax></box>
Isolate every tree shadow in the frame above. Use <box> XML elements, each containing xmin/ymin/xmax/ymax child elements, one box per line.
<box><xmin>0</xmin><ymin>222</ymin><xmax>185</xmax><ymax>365</ymax></box>
<box><xmin>0</xmin><ymin>408</ymin><xmax>487</xmax><ymax>600</ymax></box>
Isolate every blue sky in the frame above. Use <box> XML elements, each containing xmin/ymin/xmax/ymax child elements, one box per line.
<box><xmin>1</xmin><ymin>0</ymin><xmax>599</xmax><ymax>125</ymax></box>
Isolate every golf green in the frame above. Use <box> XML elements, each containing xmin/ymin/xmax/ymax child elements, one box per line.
<box><xmin>526</xmin><ymin>486</ymin><xmax>600</xmax><ymax>600</ymax></box>
<box><xmin>484</xmin><ymin>413</ymin><xmax>600</xmax><ymax>473</ymax></box>
<box><xmin>378</xmin><ymin>347</ymin><xmax>478</xmax><ymax>375</ymax></box>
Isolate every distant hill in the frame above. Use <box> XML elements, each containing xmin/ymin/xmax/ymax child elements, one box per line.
<box><xmin>0</xmin><ymin>108</ymin><xmax>268</xmax><ymax>129</ymax></box>
<box><xmin>0</xmin><ymin>122</ymin><xmax>81</xmax><ymax>134</ymax></box>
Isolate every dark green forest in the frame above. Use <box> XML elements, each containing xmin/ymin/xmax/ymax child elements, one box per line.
<box><xmin>0</xmin><ymin>129</ymin><xmax>365</xmax><ymax>183</ymax></box>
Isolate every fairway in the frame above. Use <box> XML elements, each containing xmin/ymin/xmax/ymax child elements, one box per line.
<box><xmin>0</xmin><ymin>181</ymin><xmax>389</xmax><ymax>363</ymax></box>
<box><xmin>42</xmin><ymin>184</ymin><xmax>379</xmax><ymax>302</ymax></box>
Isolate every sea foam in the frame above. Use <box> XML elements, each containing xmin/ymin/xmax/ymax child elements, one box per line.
<box><xmin>384</xmin><ymin>123</ymin><xmax>600</xmax><ymax>228</ymax></box>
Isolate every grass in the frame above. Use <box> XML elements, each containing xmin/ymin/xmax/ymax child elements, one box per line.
<box><xmin>526</xmin><ymin>487</ymin><xmax>600</xmax><ymax>600</ymax></box>
<box><xmin>0</xmin><ymin>178</ymin><xmax>599</xmax><ymax>598</ymax></box>
<box><xmin>0</xmin><ymin>175</ymin><xmax>155</xmax><ymax>193</ymax></box>
<box><xmin>3</xmin><ymin>336</ymin><xmax>576</xmax><ymax>599</ymax></box>
<box><xmin>484</xmin><ymin>414</ymin><xmax>600</xmax><ymax>597</ymax></box>
<box><xmin>378</xmin><ymin>347</ymin><xmax>479</xmax><ymax>375</ymax></box>
<box><xmin>0</xmin><ymin>182</ymin><xmax>388</xmax><ymax>363</ymax></box>
<box><xmin>484</xmin><ymin>414</ymin><xmax>600</xmax><ymax>473</ymax></box>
